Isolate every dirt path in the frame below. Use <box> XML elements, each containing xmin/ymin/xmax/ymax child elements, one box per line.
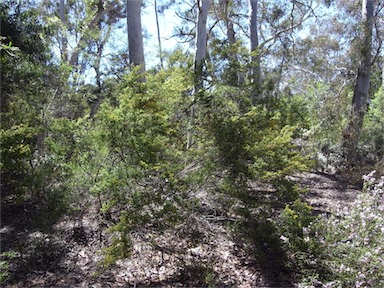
<box><xmin>1</xmin><ymin>172</ymin><xmax>363</xmax><ymax>287</ymax></box>
<box><xmin>294</xmin><ymin>172</ymin><xmax>361</xmax><ymax>214</ymax></box>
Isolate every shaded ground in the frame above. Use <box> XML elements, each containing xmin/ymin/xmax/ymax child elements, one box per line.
<box><xmin>0</xmin><ymin>172</ymin><xmax>362</xmax><ymax>287</ymax></box>
<box><xmin>294</xmin><ymin>172</ymin><xmax>361</xmax><ymax>214</ymax></box>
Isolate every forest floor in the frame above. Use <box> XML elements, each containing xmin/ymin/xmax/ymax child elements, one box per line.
<box><xmin>1</xmin><ymin>171</ymin><xmax>363</xmax><ymax>288</ymax></box>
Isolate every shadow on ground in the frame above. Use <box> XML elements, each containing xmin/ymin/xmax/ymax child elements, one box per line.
<box><xmin>0</xmin><ymin>198</ymin><xmax>71</xmax><ymax>287</ymax></box>
<box><xmin>231</xmin><ymin>217</ymin><xmax>294</xmax><ymax>287</ymax></box>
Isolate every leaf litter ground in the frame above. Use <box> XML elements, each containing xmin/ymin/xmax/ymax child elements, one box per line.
<box><xmin>0</xmin><ymin>172</ymin><xmax>362</xmax><ymax>287</ymax></box>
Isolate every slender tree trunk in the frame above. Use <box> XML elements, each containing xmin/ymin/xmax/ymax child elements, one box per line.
<box><xmin>222</xmin><ymin>0</ymin><xmax>241</xmax><ymax>86</ymax></box>
<box><xmin>68</xmin><ymin>1</ymin><xmax>112</xmax><ymax>68</ymax></box>
<box><xmin>187</xmin><ymin>0</ymin><xmax>210</xmax><ymax>149</ymax></box>
<box><xmin>126</xmin><ymin>0</ymin><xmax>145</xmax><ymax>75</ymax></box>
<box><xmin>154</xmin><ymin>0</ymin><xmax>164</xmax><ymax>69</ymax></box>
<box><xmin>59</xmin><ymin>0</ymin><xmax>68</xmax><ymax>62</ymax></box>
<box><xmin>194</xmin><ymin>0</ymin><xmax>210</xmax><ymax>92</ymax></box>
<box><xmin>342</xmin><ymin>0</ymin><xmax>374</xmax><ymax>165</ymax></box>
<box><xmin>90</xmin><ymin>2</ymin><xmax>108</xmax><ymax>119</ymax></box>
<box><xmin>382</xmin><ymin>62</ymin><xmax>384</xmax><ymax>89</ymax></box>
<box><xmin>249</xmin><ymin>0</ymin><xmax>261</xmax><ymax>91</ymax></box>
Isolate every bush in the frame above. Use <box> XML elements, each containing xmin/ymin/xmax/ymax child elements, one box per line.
<box><xmin>279</xmin><ymin>199</ymin><xmax>315</xmax><ymax>253</ymax></box>
<box><xmin>203</xmin><ymin>86</ymin><xmax>311</xmax><ymax>202</ymax></box>
<box><xmin>361</xmin><ymin>88</ymin><xmax>384</xmax><ymax>161</ymax></box>
<box><xmin>295</xmin><ymin>171</ymin><xmax>384</xmax><ymax>287</ymax></box>
<box><xmin>66</xmin><ymin>69</ymin><xmax>193</xmax><ymax>266</ymax></box>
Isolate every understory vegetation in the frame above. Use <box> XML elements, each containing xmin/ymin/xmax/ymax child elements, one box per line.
<box><xmin>1</xmin><ymin>0</ymin><xmax>384</xmax><ymax>287</ymax></box>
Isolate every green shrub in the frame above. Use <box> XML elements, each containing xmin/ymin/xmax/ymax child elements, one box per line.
<box><xmin>279</xmin><ymin>199</ymin><xmax>315</xmax><ymax>252</ymax></box>
<box><xmin>67</xmin><ymin>69</ymin><xmax>193</xmax><ymax>266</ymax></box>
<box><xmin>0</xmin><ymin>251</ymin><xmax>20</xmax><ymax>285</ymax></box>
<box><xmin>203</xmin><ymin>87</ymin><xmax>311</xmax><ymax>202</ymax></box>
<box><xmin>361</xmin><ymin>88</ymin><xmax>384</xmax><ymax>160</ymax></box>
<box><xmin>296</xmin><ymin>171</ymin><xmax>384</xmax><ymax>287</ymax></box>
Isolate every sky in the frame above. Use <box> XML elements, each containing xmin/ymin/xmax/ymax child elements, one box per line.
<box><xmin>87</xmin><ymin>1</ymin><xmax>189</xmax><ymax>83</ymax></box>
<box><xmin>141</xmin><ymin>1</ymin><xmax>183</xmax><ymax>67</ymax></box>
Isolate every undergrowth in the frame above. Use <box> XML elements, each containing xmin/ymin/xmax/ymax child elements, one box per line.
<box><xmin>281</xmin><ymin>171</ymin><xmax>384</xmax><ymax>287</ymax></box>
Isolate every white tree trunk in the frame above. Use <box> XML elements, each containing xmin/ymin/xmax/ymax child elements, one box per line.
<box><xmin>126</xmin><ymin>0</ymin><xmax>145</xmax><ymax>74</ymax></box>
<box><xmin>154</xmin><ymin>0</ymin><xmax>163</xmax><ymax>69</ymax></box>
<box><xmin>187</xmin><ymin>0</ymin><xmax>210</xmax><ymax>149</ymax></box>
<box><xmin>194</xmin><ymin>0</ymin><xmax>210</xmax><ymax>92</ymax></box>
<box><xmin>59</xmin><ymin>0</ymin><xmax>68</xmax><ymax>62</ymax></box>
<box><xmin>342</xmin><ymin>0</ymin><xmax>374</xmax><ymax>165</ymax></box>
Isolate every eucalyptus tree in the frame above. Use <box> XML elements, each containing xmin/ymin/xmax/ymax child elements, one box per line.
<box><xmin>40</xmin><ymin>0</ymin><xmax>124</xmax><ymax>81</ymax></box>
<box><xmin>194</xmin><ymin>0</ymin><xmax>211</xmax><ymax>91</ymax></box>
<box><xmin>277</xmin><ymin>0</ymin><xmax>383</xmax><ymax>166</ymax></box>
<box><xmin>249</xmin><ymin>0</ymin><xmax>261</xmax><ymax>88</ymax></box>
<box><xmin>154</xmin><ymin>0</ymin><xmax>164</xmax><ymax>68</ymax></box>
<box><xmin>126</xmin><ymin>0</ymin><xmax>145</xmax><ymax>74</ymax></box>
<box><xmin>187</xmin><ymin>0</ymin><xmax>211</xmax><ymax>149</ymax></box>
<box><xmin>38</xmin><ymin>0</ymin><xmax>125</xmax><ymax>120</ymax></box>
<box><xmin>342</xmin><ymin>0</ymin><xmax>374</xmax><ymax>165</ymax></box>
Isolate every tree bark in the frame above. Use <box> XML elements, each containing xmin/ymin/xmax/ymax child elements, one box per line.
<box><xmin>154</xmin><ymin>0</ymin><xmax>164</xmax><ymax>69</ymax></box>
<box><xmin>249</xmin><ymin>0</ymin><xmax>261</xmax><ymax>90</ymax></box>
<box><xmin>342</xmin><ymin>0</ymin><xmax>374</xmax><ymax>165</ymax></box>
<box><xmin>59</xmin><ymin>0</ymin><xmax>68</xmax><ymax>62</ymax></box>
<box><xmin>187</xmin><ymin>0</ymin><xmax>210</xmax><ymax>149</ymax></box>
<box><xmin>221</xmin><ymin>0</ymin><xmax>242</xmax><ymax>86</ymax></box>
<box><xmin>194</xmin><ymin>0</ymin><xmax>210</xmax><ymax>92</ymax></box>
<box><xmin>126</xmin><ymin>0</ymin><xmax>145</xmax><ymax>75</ymax></box>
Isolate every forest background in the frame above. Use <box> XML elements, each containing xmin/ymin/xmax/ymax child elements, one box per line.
<box><xmin>1</xmin><ymin>0</ymin><xmax>384</xmax><ymax>287</ymax></box>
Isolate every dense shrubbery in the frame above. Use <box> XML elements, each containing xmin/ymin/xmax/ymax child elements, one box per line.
<box><xmin>283</xmin><ymin>171</ymin><xmax>384</xmax><ymax>287</ymax></box>
<box><xmin>202</xmin><ymin>86</ymin><xmax>311</xmax><ymax>201</ymax></box>
<box><xmin>59</xmin><ymin>73</ymin><xmax>313</xmax><ymax>268</ymax></box>
<box><xmin>63</xmin><ymin>69</ymin><xmax>195</xmax><ymax>266</ymax></box>
<box><xmin>0</xmin><ymin>4</ymin><xmax>66</xmax><ymax>204</ymax></box>
<box><xmin>2</xmin><ymin>2</ymin><xmax>384</xmax><ymax>287</ymax></box>
<box><xmin>361</xmin><ymin>88</ymin><xmax>384</xmax><ymax>161</ymax></box>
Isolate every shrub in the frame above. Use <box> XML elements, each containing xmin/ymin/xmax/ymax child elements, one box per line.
<box><xmin>361</xmin><ymin>88</ymin><xmax>384</xmax><ymax>161</ymax></box>
<box><xmin>203</xmin><ymin>86</ymin><xmax>311</xmax><ymax>202</ymax></box>
<box><xmin>0</xmin><ymin>251</ymin><xmax>19</xmax><ymax>285</ymax></box>
<box><xmin>279</xmin><ymin>199</ymin><xmax>315</xmax><ymax>253</ymax></box>
<box><xmin>67</xmin><ymin>69</ymin><xmax>193</xmax><ymax>266</ymax></box>
<box><xmin>296</xmin><ymin>171</ymin><xmax>384</xmax><ymax>287</ymax></box>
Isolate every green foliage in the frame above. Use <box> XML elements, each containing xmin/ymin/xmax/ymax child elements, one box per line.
<box><xmin>209</xmin><ymin>39</ymin><xmax>248</xmax><ymax>86</ymax></box>
<box><xmin>203</xmin><ymin>86</ymin><xmax>310</xmax><ymax>197</ymax></box>
<box><xmin>0</xmin><ymin>251</ymin><xmax>19</xmax><ymax>285</ymax></box>
<box><xmin>67</xmin><ymin>68</ymin><xmax>193</xmax><ymax>266</ymax></box>
<box><xmin>305</xmin><ymin>83</ymin><xmax>349</xmax><ymax>146</ymax></box>
<box><xmin>0</xmin><ymin>124</ymin><xmax>37</xmax><ymax>196</ymax></box>
<box><xmin>0</xmin><ymin>1</ymin><xmax>66</xmax><ymax>205</ymax></box>
<box><xmin>361</xmin><ymin>88</ymin><xmax>384</xmax><ymax>160</ymax></box>
<box><xmin>294</xmin><ymin>171</ymin><xmax>384</xmax><ymax>287</ymax></box>
<box><xmin>279</xmin><ymin>199</ymin><xmax>315</xmax><ymax>252</ymax></box>
<box><xmin>0</xmin><ymin>36</ymin><xmax>20</xmax><ymax>56</ymax></box>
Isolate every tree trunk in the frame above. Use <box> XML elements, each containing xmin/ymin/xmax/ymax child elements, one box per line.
<box><xmin>342</xmin><ymin>0</ymin><xmax>374</xmax><ymax>166</ymax></box>
<box><xmin>249</xmin><ymin>0</ymin><xmax>261</xmax><ymax>90</ymax></box>
<box><xmin>126</xmin><ymin>0</ymin><xmax>145</xmax><ymax>75</ymax></box>
<box><xmin>187</xmin><ymin>0</ymin><xmax>210</xmax><ymax>149</ymax></box>
<box><xmin>222</xmin><ymin>0</ymin><xmax>241</xmax><ymax>86</ymax></box>
<box><xmin>90</xmin><ymin>3</ymin><xmax>108</xmax><ymax>120</ymax></box>
<box><xmin>59</xmin><ymin>0</ymin><xmax>68</xmax><ymax>62</ymax></box>
<box><xmin>194</xmin><ymin>0</ymin><xmax>210</xmax><ymax>92</ymax></box>
<box><xmin>68</xmin><ymin>1</ymin><xmax>114</xmax><ymax>68</ymax></box>
<box><xmin>154</xmin><ymin>0</ymin><xmax>164</xmax><ymax>69</ymax></box>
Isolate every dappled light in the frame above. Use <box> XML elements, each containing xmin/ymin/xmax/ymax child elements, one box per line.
<box><xmin>1</xmin><ymin>0</ymin><xmax>383</xmax><ymax>287</ymax></box>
